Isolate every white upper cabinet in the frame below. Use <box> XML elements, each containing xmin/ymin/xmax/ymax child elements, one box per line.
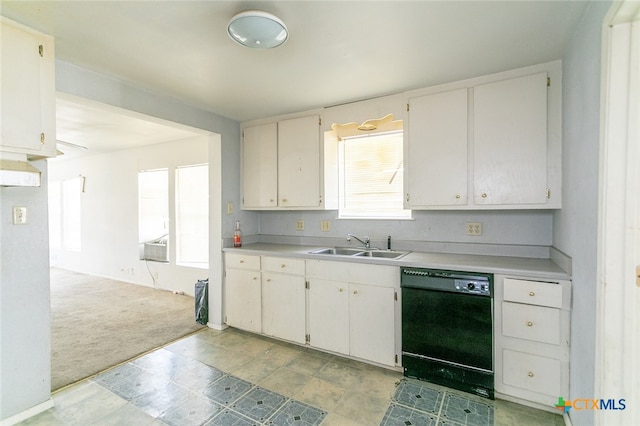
<box><xmin>405</xmin><ymin>61</ymin><xmax>561</xmax><ymax>210</ymax></box>
<box><xmin>406</xmin><ymin>88</ymin><xmax>468</xmax><ymax>207</ymax></box>
<box><xmin>242</xmin><ymin>122</ymin><xmax>278</xmax><ymax>208</ymax></box>
<box><xmin>278</xmin><ymin>115</ymin><xmax>321</xmax><ymax>208</ymax></box>
<box><xmin>473</xmin><ymin>73</ymin><xmax>548</xmax><ymax>206</ymax></box>
<box><xmin>241</xmin><ymin>114</ymin><xmax>322</xmax><ymax>210</ymax></box>
<box><xmin>1</xmin><ymin>18</ymin><xmax>56</xmax><ymax>158</ymax></box>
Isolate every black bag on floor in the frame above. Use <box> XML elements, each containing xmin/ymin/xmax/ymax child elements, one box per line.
<box><xmin>195</xmin><ymin>278</ymin><xmax>208</xmax><ymax>325</ymax></box>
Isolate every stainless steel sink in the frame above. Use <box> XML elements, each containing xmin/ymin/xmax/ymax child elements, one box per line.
<box><xmin>309</xmin><ymin>247</ymin><xmax>410</xmax><ymax>260</ymax></box>
<box><xmin>356</xmin><ymin>250</ymin><xmax>410</xmax><ymax>259</ymax></box>
<box><xmin>309</xmin><ymin>247</ymin><xmax>364</xmax><ymax>256</ymax></box>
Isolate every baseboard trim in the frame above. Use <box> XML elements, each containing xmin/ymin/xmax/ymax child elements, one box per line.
<box><xmin>0</xmin><ymin>398</ymin><xmax>54</xmax><ymax>426</ymax></box>
<box><xmin>207</xmin><ymin>322</ymin><xmax>228</xmax><ymax>331</ymax></box>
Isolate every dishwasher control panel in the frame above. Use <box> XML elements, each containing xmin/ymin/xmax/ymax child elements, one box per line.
<box><xmin>454</xmin><ymin>279</ymin><xmax>491</xmax><ymax>296</ymax></box>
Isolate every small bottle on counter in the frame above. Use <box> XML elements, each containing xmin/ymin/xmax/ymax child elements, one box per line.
<box><xmin>233</xmin><ymin>220</ymin><xmax>242</xmax><ymax>247</ymax></box>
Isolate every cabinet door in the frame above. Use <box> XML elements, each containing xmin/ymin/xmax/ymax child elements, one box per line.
<box><xmin>349</xmin><ymin>283</ymin><xmax>395</xmax><ymax>366</ymax></box>
<box><xmin>473</xmin><ymin>73</ymin><xmax>548</xmax><ymax>205</ymax></box>
<box><xmin>278</xmin><ymin>115</ymin><xmax>321</xmax><ymax>207</ymax></box>
<box><xmin>225</xmin><ymin>268</ymin><xmax>261</xmax><ymax>333</ymax></box>
<box><xmin>1</xmin><ymin>18</ymin><xmax>56</xmax><ymax>156</ymax></box>
<box><xmin>407</xmin><ymin>89</ymin><xmax>468</xmax><ymax>207</ymax></box>
<box><xmin>242</xmin><ymin>123</ymin><xmax>278</xmax><ymax>208</ymax></box>
<box><xmin>262</xmin><ymin>272</ymin><xmax>306</xmax><ymax>344</ymax></box>
<box><xmin>307</xmin><ymin>279</ymin><xmax>349</xmax><ymax>355</ymax></box>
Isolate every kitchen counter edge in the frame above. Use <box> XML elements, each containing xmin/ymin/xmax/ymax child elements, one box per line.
<box><xmin>223</xmin><ymin>243</ymin><xmax>570</xmax><ymax>281</ymax></box>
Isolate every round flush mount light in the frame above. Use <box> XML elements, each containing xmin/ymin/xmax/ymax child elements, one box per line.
<box><xmin>227</xmin><ymin>10</ymin><xmax>288</xmax><ymax>49</ymax></box>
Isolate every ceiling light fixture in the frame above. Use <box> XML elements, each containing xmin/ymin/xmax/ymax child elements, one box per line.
<box><xmin>227</xmin><ymin>10</ymin><xmax>288</xmax><ymax>49</ymax></box>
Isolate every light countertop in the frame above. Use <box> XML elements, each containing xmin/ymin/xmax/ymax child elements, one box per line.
<box><xmin>223</xmin><ymin>243</ymin><xmax>570</xmax><ymax>280</ymax></box>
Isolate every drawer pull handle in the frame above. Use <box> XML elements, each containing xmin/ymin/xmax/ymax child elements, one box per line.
<box><xmin>528</xmin><ymin>372</ymin><xmax>534</xmax><ymax>378</ymax></box>
<box><xmin>266</xmin><ymin>278</ymin><xmax>271</xmax><ymax>282</ymax></box>
<box><xmin>529</xmin><ymin>291</ymin><xmax>535</xmax><ymax>297</ymax></box>
<box><xmin>339</xmin><ymin>288</ymin><xmax>344</xmax><ymax>292</ymax></box>
<box><xmin>240</xmin><ymin>260</ymin><xmax>245</xmax><ymax>263</ymax></box>
<box><xmin>281</xmin><ymin>264</ymin><xmax>286</xmax><ymax>268</ymax></box>
<box><xmin>482</xmin><ymin>193</ymin><xmax>487</xmax><ymax>198</ymax></box>
<box><xmin>253</xmin><ymin>277</ymin><xmax>257</xmax><ymax>280</ymax></box>
<box><xmin>527</xmin><ymin>321</ymin><xmax>534</xmax><ymax>327</ymax></box>
<box><xmin>353</xmin><ymin>290</ymin><xmax>358</xmax><ymax>295</ymax></box>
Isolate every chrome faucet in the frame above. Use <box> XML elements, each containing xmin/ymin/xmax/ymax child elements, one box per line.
<box><xmin>347</xmin><ymin>233</ymin><xmax>370</xmax><ymax>249</ymax></box>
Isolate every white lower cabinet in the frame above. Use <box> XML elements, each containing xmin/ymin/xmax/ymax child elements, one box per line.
<box><xmin>261</xmin><ymin>257</ymin><xmax>306</xmax><ymax>344</ymax></box>
<box><xmin>306</xmin><ymin>260</ymin><xmax>399</xmax><ymax>367</ymax></box>
<box><xmin>224</xmin><ymin>254</ymin><xmax>262</xmax><ymax>333</ymax></box>
<box><xmin>494</xmin><ymin>275</ymin><xmax>571</xmax><ymax>408</ymax></box>
<box><xmin>307</xmin><ymin>279</ymin><xmax>350</xmax><ymax>355</ymax></box>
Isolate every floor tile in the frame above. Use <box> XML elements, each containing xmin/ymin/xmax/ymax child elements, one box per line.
<box><xmin>380</xmin><ymin>403</ymin><xmax>438</xmax><ymax>426</ymax></box>
<box><xmin>267</xmin><ymin>399</ymin><xmax>327</xmax><ymax>425</ymax></box>
<box><xmin>258</xmin><ymin>365</ymin><xmax>312</xmax><ymax>397</ymax></box>
<box><xmin>130</xmin><ymin>381</ymin><xmax>194</xmax><ymax>418</ymax></box>
<box><xmin>231</xmin><ymin>386</ymin><xmax>287</xmax><ymax>422</ymax></box>
<box><xmin>205</xmin><ymin>409</ymin><xmax>258</xmax><ymax>425</ymax></box>
<box><xmin>23</xmin><ymin>328</ymin><xmax>567</xmax><ymax>426</ymax></box>
<box><xmin>202</xmin><ymin>374</ymin><xmax>253</xmax><ymax>405</ymax></box>
<box><xmin>393</xmin><ymin>380</ymin><xmax>445</xmax><ymax>415</ymax></box>
<box><xmin>295</xmin><ymin>377</ymin><xmax>346</xmax><ymax>412</ymax></box>
<box><xmin>438</xmin><ymin>393</ymin><xmax>494</xmax><ymax>426</ymax></box>
<box><xmin>158</xmin><ymin>395</ymin><xmax>223</xmax><ymax>426</ymax></box>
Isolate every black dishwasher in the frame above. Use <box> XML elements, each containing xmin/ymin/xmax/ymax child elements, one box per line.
<box><xmin>401</xmin><ymin>267</ymin><xmax>494</xmax><ymax>399</ymax></box>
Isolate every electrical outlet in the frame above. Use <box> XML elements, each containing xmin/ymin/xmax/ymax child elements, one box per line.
<box><xmin>320</xmin><ymin>220</ymin><xmax>331</xmax><ymax>232</ymax></box>
<box><xmin>12</xmin><ymin>206</ymin><xmax>27</xmax><ymax>225</ymax></box>
<box><xmin>227</xmin><ymin>202</ymin><xmax>234</xmax><ymax>214</ymax></box>
<box><xmin>466</xmin><ymin>222</ymin><xmax>482</xmax><ymax>236</ymax></box>
<box><xmin>296</xmin><ymin>220</ymin><xmax>305</xmax><ymax>231</ymax></box>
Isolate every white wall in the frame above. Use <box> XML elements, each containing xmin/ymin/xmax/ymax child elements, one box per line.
<box><xmin>49</xmin><ymin>136</ymin><xmax>211</xmax><ymax>295</ymax></box>
<box><xmin>553</xmin><ymin>2</ymin><xmax>612</xmax><ymax>425</ymax></box>
<box><xmin>0</xmin><ymin>160</ymin><xmax>52</xmax><ymax>420</ymax></box>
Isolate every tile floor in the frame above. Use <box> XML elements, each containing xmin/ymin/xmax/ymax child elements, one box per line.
<box><xmin>19</xmin><ymin>328</ymin><xmax>565</xmax><ymax>425</ymax></box>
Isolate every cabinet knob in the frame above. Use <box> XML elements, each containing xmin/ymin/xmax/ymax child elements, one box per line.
<box><xmin>282</xmin><ymin>198</ymin><xmax>288</xmax><ymax>203</ymax></box>
<box><xmin>353</xmin><ymin>290</ymin><xmax>358</xmax><ymax>295</ymax></box>
<box><xmin>281</xmin><ymin>264</ymin><xmax>286</xmax><ymax>268</ymax></box>
<box><xmin>455</xmin><ymin>194</ymin><xmax>461</xmax><ymax>199</ymax></box>
<box><xmin>239</xmin><ymin>260</ymin><xmax>244</xmax><ymax>263</ymax></box>
<box><xmin>529</xmin><ymin>291</ymin><xmax>535</xmax><ymax>297</ymax></box>
<box><xmin>339</xmin><ymin>288</ymin><xmax>344</xmax><ymax>292</ymax></box>
<box><xmin>266</xmin><ymin>278</ymin><xmax>271</xmax><ymax>282</ymax></box>
<box><xmin>253</xmin><ymin>276</ymin><xmax>257</xmax><ymax>280</ymax></box>
<box><xmin>482</xmin><ymin>193</ymin><xmax>487</xmax><ymax>198</ymax></box>
<box><xmin>528</xmin><ymin>372</ymin><xmax>535</xmax><ymax>378</ymax></box>
<box><xmin>527</xmin><ymin>321</ymin><xmax>534</xmax><ymax>327</ymax></box>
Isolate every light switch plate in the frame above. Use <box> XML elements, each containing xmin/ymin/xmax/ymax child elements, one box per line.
<box><xmin>13</xmin><ymin>206</ymin><xmax>27</xmax><ymax>225</ymax></box>
<box><xmin>320</xmin><ymin>220</ymin><xmax>331</xmax><ymax>232</ymax></box>
<box><xmin>296</xmin><ymin>220</ymin><xmax>305</xmax><ymax>231</ymax></box>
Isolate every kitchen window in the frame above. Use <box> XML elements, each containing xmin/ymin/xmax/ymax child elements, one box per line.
<box><xmin>338</xmin><ymin>130</ymin><xmax>410</xmax><ymax>219</ymax></box>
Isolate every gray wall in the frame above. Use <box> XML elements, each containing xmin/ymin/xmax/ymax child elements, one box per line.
<box><xmin>0</xmin><ymin>60</ymin><xmax>244</xmax><ymax>421</ymax></box>
<box><xmin>553</xmin><ymin>2</ymin><xmax>611</xmax><ymax>425</ymax></box>
<box><xmin>0</xmin><ymin>160</ymin><xmax>51</xmax><ymax>419</ymax></box>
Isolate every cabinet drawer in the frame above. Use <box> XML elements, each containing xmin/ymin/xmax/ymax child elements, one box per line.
<box><xmin>502</xmin><ymin>302</ymin><xmax>560</xmax><ymax>344</ymax></box>
<box><xmin>225</xmin><ymin>253</ymin><xmax>260</xmax><ymax>270</ymax></box>
<box><xmin>503</xmin><ymin>278</ymin><xmax>562</xmax><ymax>308</ymax></box>
<box><xmin>503</xmin><ymin>349</ymin><xmax>561</xmax><ymax>396</ymax></box>
<box><xmin>262</xmin><ymin>256</ymin><xmax>305</xmax><ymax>275</ymax></box>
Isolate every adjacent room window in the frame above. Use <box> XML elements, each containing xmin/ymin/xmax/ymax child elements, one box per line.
<box><xmin>138</xmin><ymin>169</ymin><xmax>169</xmax><ymax>256</ymax></box>
<box><xmin>175</xmin><ymin>164</ymin><xmax>209</xmax><ymax>268</ymax></box>
<box><xmin>338</xmin><ymin>131</ymin><xmax>411</xmax><ymax>219</ymax></box>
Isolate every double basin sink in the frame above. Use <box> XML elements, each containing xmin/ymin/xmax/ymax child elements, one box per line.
<box><xmin>309</xmin><ymin>247</ymin><xmax>410</xmax><ymax>260</ymax></box>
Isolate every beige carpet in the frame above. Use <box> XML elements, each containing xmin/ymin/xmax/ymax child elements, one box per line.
<box><xmin>50</xmin><ymin>268</ymin><xmax>205</xmax><ymax>391</ymax></box>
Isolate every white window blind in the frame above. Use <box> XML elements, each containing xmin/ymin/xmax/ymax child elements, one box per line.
<box><xmin>339</xmin><ymin>131</ymin><xmax>410</xmax><ymax>219</ymax></box>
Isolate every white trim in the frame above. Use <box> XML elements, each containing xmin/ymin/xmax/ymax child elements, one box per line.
<box><xmin>0</xmin><ymin>398</ymin><xmax>54</xmax><ymax>426</ymax></box>
<box><xmin>596</xmin><ymin>1</ymin><xmax>640</xmax><ymax>425</ymax></box>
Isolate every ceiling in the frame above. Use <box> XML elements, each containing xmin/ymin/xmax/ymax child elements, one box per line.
<box><xmin>1</xmin><ymin>1</ymin><xmax>590</xmax><ymax>155</ymax></box>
